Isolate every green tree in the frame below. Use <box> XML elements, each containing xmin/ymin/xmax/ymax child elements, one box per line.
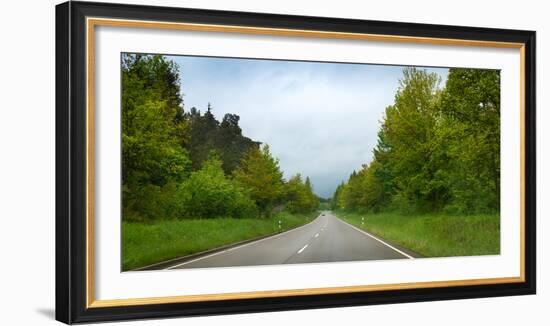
<box><xmin>121</xmin><ymin>54</ymin><xmax>191</xmax><ymax>221</ymax></box>
<box><xmin>179</xmin><ymin>152</ymin><xmax>257</xmax><ymax>218</ymax></box>
<box><xmin>439</xmin><ymin>68</ymin><xmax>500</xmax><ymax>212</ymax></box>
<box><xmin>185</xmin><ymin>107</ymin><xmax>258</xmax><ymax>174</ymax></box>
<box><xmin>233</xmin><ymin>144</ymin><xmax>284</xmax><ymax>217</ymax></box>
<box><xmin>285</xmin><ymin>174</ymin><xmax>319</xmax><ymax>213</ymax></box>
<box><xmin>378</xmin><ymin>67</ymin><xmax>447</xmax><ymax>212</ymax></box>
<box><xmin>331</xmin><ymin>182</ymin><xmax>345</xmax><ymax>210</ymax></box>
<box><xmin>332</xmin><ymin>67</ymin><xmax>500</xmax><ymax>215</ymax></box>
<box><xmin>215</xmin><ymin>113</ymin><xmax>259</xmax><ymax>174</ymax></box>
<box><xmin>185</xmin><ymin>104</ymin><xmax>219</xmax><ymax>170</ymax></box>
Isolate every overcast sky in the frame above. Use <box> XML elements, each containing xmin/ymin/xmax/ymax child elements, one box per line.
<box><xmin>169</xmin><ymin>55</ymin><xmax>448</xmax><ymax>198</ymax></box>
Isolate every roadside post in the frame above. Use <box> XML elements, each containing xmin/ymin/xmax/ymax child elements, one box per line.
<box><xmin>278</xmin><ymin>220</ymin><xmax>282</xmax><ymax>232</ymax></box>
<box><xmin>362</xmin><ymin>217</ymin><xmax>364</xmax><ymax>227</ymax></box>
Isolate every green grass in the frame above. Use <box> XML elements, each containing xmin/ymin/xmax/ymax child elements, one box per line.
<box><xmin>122</xmin><ymin>211</ymin><xmax>318</xmax><ymax>271</ymax></box>
<box><xmin>335</xmin><ymin>210</ymin><xmax>500</xmax><ymax>258</ymax></box>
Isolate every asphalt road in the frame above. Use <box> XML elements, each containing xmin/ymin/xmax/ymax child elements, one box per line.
<box><xmin>166</xmin><ymin>211</ymin><xmax>415</xmax><ymax>270</ymax></box>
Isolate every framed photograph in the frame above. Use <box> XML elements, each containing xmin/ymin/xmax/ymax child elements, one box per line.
<box><xmin>56</xmin><ymin>1</ymin><xmax>536</xmax><ymax>324</ymax></box>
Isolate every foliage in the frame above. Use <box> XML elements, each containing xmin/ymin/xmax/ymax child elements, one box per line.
<box><xmin>185</xmin><ymin>105</ymin><xmax>259</xmax><ymax>174</ymax></box>
<box><xmin>332</xmin><ymin>67</ymin><xmax>500</xmax><ymax>215</ymax></box>
<box><xmin>121</xmin><ymin>54</ymin><xmax>320</xmax><ymax>221</ymax></box>
<box><xmin>233</xmin><ymin>144</ymin><xmax>285</xmax><ymax>217</ymax></box>
<box><xmin>439</xmin><ymin>68</ymin><xmax>500</xmax><ymax>213</ymax></box>
<box><xmin>121</xmin><ymin>54</ymin><xmax>191</xmax><ymax>221</ymax></box>
<box><xmin>284</xmin><ymin>174</ymin><xmax>320</xmax><ymax>213</ymax></box>
<box><xmin>178</xmin><ymin>153</ymin><xmax>257</xmax><ymax>218</ymax></box>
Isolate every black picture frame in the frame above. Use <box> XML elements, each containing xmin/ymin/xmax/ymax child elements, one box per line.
<box><xmin>56</xmin><ymin>1</ymin><xmax>536</xmax><ymax>324</ymax></box>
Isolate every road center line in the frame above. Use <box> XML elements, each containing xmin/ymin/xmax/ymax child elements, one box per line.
<box><xmin>315</xmin><ymin>233</ymin><xmax>319</xmax><ymax>238</ymax></box>
<box><xmin>165</xmin><ymin>214</ymin><xmax>322</xmax><ymax>270</ymax></box>
<box><xmin>297</xmin><ymin>244</ymin><xmax>308</xmax><ymax>254</ymax></box>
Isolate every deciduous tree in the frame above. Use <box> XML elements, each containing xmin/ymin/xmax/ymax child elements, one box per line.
<box><xmin>233</xmin><ymin>144</ymin><xmax>284</xmax><ymax>217</ymax></box>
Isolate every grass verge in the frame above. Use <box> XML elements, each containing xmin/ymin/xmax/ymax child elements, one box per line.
<box><xmin>122</xmin><ymin>211</ymin><xmax>318</xmax><ymax>271</ymax></box>
<box><xmin>335</xmin><ymin>210</ymin><xmax>499</xmax><ymax>258</ymax></box>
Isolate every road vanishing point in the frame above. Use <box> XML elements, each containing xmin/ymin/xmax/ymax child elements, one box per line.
<box><xmin>162</xmin><ymin>211</ymin><xmax>419</xmax><ymax>270</ymax></box>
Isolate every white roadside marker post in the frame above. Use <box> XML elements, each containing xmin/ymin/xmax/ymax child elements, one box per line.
<box><xmin>278</xmin><ymin>220</ymin><xmax>282</xmax><ymax>232</ymax></box>
<box><xmin>362</xmin><ymin>217</ymin><xmax>365</xmax><ymax>227</ymax></box>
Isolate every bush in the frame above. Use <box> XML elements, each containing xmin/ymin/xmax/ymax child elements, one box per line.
<box><xmin>122</xmin><ymin>182</ymin><xmax>182</xmax><ymax>222</ymax></box>
<box><xmin>178</xmin><ymin>154</ymin><xmax>258</xmax><ymax>218</ymax></box>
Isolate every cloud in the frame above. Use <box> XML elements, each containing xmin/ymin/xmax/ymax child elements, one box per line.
<box><xmin>172</xmin><ymin>55</ymin><xmax>448</xmax><ymax>198</ymax></box>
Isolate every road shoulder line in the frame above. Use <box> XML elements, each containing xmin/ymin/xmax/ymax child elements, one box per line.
<box><xmin>163</xmin><ymin>214</ymin><xmax>323</xmax><ymax>270</ymax></box>
<box><xmin>333</xmin><ymin>215</ymin><xmax>415</xmax><ymax>259</ymax></box>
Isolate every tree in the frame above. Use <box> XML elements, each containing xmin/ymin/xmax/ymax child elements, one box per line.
<box><xmin>377</xmin><ymin>67</ymin><xmax>447</xmax><ymax>212</ymax></box>
<box><xmin>185</xmin><ymin>108</ymin><xmax>258</xmax><ymax>174</ymax></box>
<box><xmin>216</xmin><ymin>113</ymin><xmax>259</xmax><ymax>174</ymax></box>
<box><xmin>121</xmin><ymin>54</ymin><xmax>326</xmax><ymax>221</ymax></box>
<box><xmin>233</xmin><ymin>144</ymin><xmax>284</xmax><ymax>217</ymax></box>
<box><xmin>178</xmin><ymin>152</ymin><xmax>257</xmax><ymax>218</ymax></box>
<box><xmin>331</xmin><ymin>182</ymin><xmax>345</xmax><ymax>210</ymax></box>
<box><xmin>285</xmin><ymin>174</ymin><xmax>319</xmax><ymax>213</ymax></box>
<box><xmin>186</xmin><ymin>104</ymin><xmax>219</xmax><ymax>170</ymax></box>
<box><xmin>121</xmin><ymin>54</ymin><xmax>191</xmax><ymax>221</ymax></box>
<box><xmin>332</xmin><ymin>67</ymin><xmax>500</xmax><ymax>215</ymax></box>
<box><xmin>439</xmin><ymin>68</ymin><xmax>500</xmax><ymax>212</ymax></box>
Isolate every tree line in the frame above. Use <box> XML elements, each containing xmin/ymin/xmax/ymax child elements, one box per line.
<box><xmin>332</xmin><ymin>67</ymin><xmax>500</xmax><ymax>215</ymax></box>
<box><xmin>122</xmin><ymin>54</ymin><xmax>319</xmax><ymax>222</ymax></box>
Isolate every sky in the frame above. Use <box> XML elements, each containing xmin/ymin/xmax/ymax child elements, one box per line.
<box><xmin>169</xmin><ymin>55</ymin><xmax>448</xmax><ymax>198</ymax></box>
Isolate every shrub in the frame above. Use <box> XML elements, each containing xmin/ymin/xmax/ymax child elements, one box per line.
<box><xmin>178</xmin><ymin>154</ymin><xmax>258</xmax><ymax>218</ymax></box>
